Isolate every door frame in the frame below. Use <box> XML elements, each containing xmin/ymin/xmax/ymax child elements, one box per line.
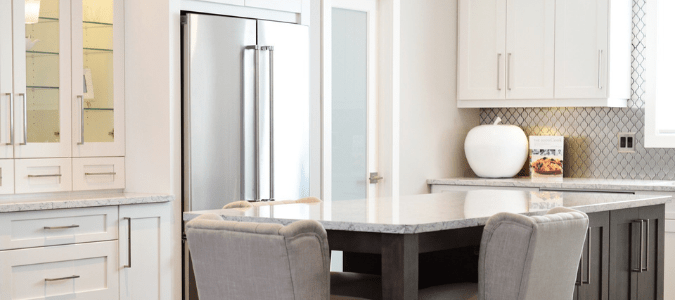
<box><xmin>321</xmin><ymin>0</ymin><xmax>381</xmax><ymax>204</ymax></box>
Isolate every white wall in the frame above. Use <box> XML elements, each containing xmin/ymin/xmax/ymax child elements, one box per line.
<box><xmin>398</xmin><ymin>0</ymin><xmax>479</xmax><ymax>195</ymax></box>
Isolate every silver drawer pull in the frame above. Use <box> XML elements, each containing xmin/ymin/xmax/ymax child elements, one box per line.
<box><xmin>28</xmin><ymin>174</ymin><xmax>62</xmax><ymax>178</ymax></box>
<box><xmin>44</xmin><ymin>224</ymin><xmax>80</xmax><ymax>230</ymax></box>
<box><xmin>85</xmin><ymin>172</ymin><xmax>116</xmax><ymax>176</ymax></box>
<box><xmin>45</xmin><ymin>275</ymin><xmax>80</xmax><ymax>282</ymax></box>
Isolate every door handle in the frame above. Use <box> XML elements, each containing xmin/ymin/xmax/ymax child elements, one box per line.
<box><xmin>19</xmin><ymin>93</ymin><xmax>26</xmax><ymax>145</ymax></box>
<box><xmin>598</xmin><ymin>50</ymin><xmax>603</xmax><ymax>89</ymax></box>
<box><xmin>507</xmin><ymin>53</ymin><xmax>512</xmax><ymax>91</ymax></box>
<box><xmin>369</xmin><ymin>172</ymin><xmax>383</xmax><ymax>184</ymax></box>
<box><xmin>497</xmin><ymin>53</ymin><xmax>502</xmax><ymax>91</ymax></box>
<box><xmin>45</xmin><ymin>275</ymin><xmax>80</xmax><ymax>282</ymax></box>
<box><xmin>632</xmin><ymin>219</ymin><xmax>644</xmax><ymax>272</ymax></box>
<box><xmin>582</xmin><ymin>227</ymin><xmax>591</xmax><ymax>284</ymax></box>
<box><xmin>246</xmin><ymin>45</ymin><xmax>261</xmax><ymax>201</ymax></box>
<box><xmin>262</xmin><ymin>46</ymin><xmax>275</xmax><ymax>201</ymax></box>
<box><xmin>44</xmin><ymin>224</ymin><xmax>79</xmax><ymax>230</ymax></box>
<box><xmin>77</xmin><ymin>95</ymin><xmax>84</xmax><ymax>145</ymax></box>
<box><xmin>124</xmin><ymin>217</ymin><xmax>131</xmax><ymax>268</ymax></box>
<box><xmin>643</xmin><ymin>219</ymin><xmax>649</xmax><ymax>272</ymax></box>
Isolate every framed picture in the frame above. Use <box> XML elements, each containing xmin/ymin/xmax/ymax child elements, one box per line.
<box><xmin>83</xmin><ymin>68</ymin><xmax>95</xmax><ymax>100</ymax></box>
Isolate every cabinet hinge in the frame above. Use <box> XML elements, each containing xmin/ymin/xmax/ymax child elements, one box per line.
<box><xmin>181</xmin><ymin>15</ymin><xmax>188</xmax><ymax>25</ymax></box>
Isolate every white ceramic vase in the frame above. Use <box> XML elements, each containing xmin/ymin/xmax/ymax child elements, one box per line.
<box><xmin>464</xmin><ymin>117</ymin><xmax>528</xmax><ymax>178</ymax></box>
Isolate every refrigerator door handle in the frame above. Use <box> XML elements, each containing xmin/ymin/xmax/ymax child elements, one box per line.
<box><xmin>261</xmin><ymin>46</ymin><xmax>275</xmax><ymax>201</ymax></box>
<box><xmin>246</xmin><ymin>45</ymin><xmax>261</xmax><ymax>201</ymax></box>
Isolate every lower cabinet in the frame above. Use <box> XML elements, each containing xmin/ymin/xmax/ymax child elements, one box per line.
<box><xmin>0</xmin><ymin>202</ymin><xmax>171</xmax><ymax>300</ymax></box>
<box><xmin>574</xmin><ymin>211</ymin><xmax>609</xmax><ymax>300</ymax></box>
<box><xmin>0</xmin><ymin>241</ymin><xmax>119</xmax><ymax>300</ymax></box>
<box><xmin>609</xmin><ymin>205</ymin><xmax>664</xmax><ymax>300</ymax></box>
<box><xmin>119</xmin><ymin>202</ymin><xmax>172</xmax><ymax>300</ymax></box>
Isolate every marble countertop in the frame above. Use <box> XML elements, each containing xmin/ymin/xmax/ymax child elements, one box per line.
<box><xmin>183</xmin><ymin>189</ymin><xmax>671</xmax><ymax>234</ymax></box>
<box><xmin>0</xmin><ymin>192</ymin><xmax>175</xmax><ymax>213</ymax></box>
<box><xmin>427</xmin><ymin>177</ymin><xmax>675</xmax><ymax>192</ymax></box>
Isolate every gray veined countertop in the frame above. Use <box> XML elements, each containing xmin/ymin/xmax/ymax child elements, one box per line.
<box><xmin>0</xmin><ymin>192</ymin><xmax>175</xmax><ymax>213</ymax></box>
<box><xmin>427</xmin><ymin>177</ymin><xmax>675</xmax><ymax>192</ymax></box>
<box><xmin>183</xmin><ymin>190</ymin><xmax>671</xmax><ymax>234</ymax></box>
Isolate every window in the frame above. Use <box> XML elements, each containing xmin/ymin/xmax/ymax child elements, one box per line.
<box><xmin>645</xmin><ymin>0</ymin><xmax>675</xmax><ymax>147</ymax></box>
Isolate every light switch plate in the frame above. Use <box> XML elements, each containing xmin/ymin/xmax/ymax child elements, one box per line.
<box><xmin>618</xmin><ymin>132</ymin><xmax>636</xmax><ymax>153</ymax></box>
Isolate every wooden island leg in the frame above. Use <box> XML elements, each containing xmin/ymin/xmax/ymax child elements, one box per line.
<box><xmin>382</xmin><ymin>234</ymin><xmax>419</xmax><ymax>300</ymax></box>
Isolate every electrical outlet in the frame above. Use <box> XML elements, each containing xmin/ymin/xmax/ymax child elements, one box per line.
<box><xmin>618</xmin><ymin>132</ymin><xmax>636</xmax><ymax>153</ymax></box>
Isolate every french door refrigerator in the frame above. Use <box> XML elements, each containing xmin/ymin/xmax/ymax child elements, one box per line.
<box><xmin>181</xmin><ymin>13</ymin><xmax>310</xmax><ymax>299</ymax></box>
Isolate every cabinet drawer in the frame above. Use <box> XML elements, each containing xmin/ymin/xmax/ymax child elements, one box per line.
<box><xmin>0</xmin><ymin>206</ymin><xmax>118</xmax><ymax>250</ymax></box>
<box><xmin>0</xmin><ymin>241</ymin><xmax>118</xmax><ymax>300</ymax></box>
<box><xmin>14</xmin><ymin>158</ymin><xmax>72</xmax><ymax>194</ymax></box>
<box><xmin>0</xmin><ymin>159</ymin><xmax>13</xmax><ymax>195</ymax></box>
<box><xmin>245</xmin><ymin>0</ymin><xmax>302</xmax><ymax>13</ymax></box>
<box><xmin>73</xmin><ymin>157</ymin><xmax>125</xmax><ymax>191</ymax></box>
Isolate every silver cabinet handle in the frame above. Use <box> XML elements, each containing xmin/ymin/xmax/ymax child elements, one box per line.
<box><xmin>78</xmin><ymin>95</ymin><xmax>84</xmax><ymax>145</ymax></box>
<box><xmin>632</xmin><ymin>219</ymin><xmax>644</xmax><ymax>272</ymax></box>
<box><xmin>576</xmin><ymin>254</ymin><xmax>582</xmax><ymax>286</ymax></box>
<box><xmin>4</xmin><ymin>93</ymin><xmax>12</xmax><ymax>145</ymax></box>
<box><xmin>582</xmin><ymin>227</ymin><xmax>591</xmax><ymax>284</ymax></box>
<box><xmin>497</xmin><ymin>53</ymin><xmax>502</xmax><ymax>90</ymax></box>
<box><xmin>255</xmin><ymin>45</ymin><xmax>261</xmax><ymax>201</ymax></box>
<box><xmin>507</xmin><ymin>53</ymin><xmax>512</xmax><ymax>91</ymax></box>
<box><xmin>44</xmin><ymin>224</ymin><xmax>79</xmax><ymax>230</ymax></box>
<box><xmin>598</xmin><ymin>50</ymin><xmax>603</xmax><ymax>89</ymax></box>
<box><xmin>28</xmin><ymin>174</ymin><xmax>62</xmax><ymax>178</ymax></box>
<box><xmin>262</xmin><ymin>46</ymin><xmax>275</xmax><ymax>201</ymax></box>
<box><xmin>643</xmin><ymin>219</ymin><xmax>649</xmax><ymax>272</ymax></box>
<box><xmin>45</xmin><ymin>275</ymin><xmax>80</xmax><ymax>282</ymax></box>
<box><xmin>124</xmin><ymin>217</ymin><xmax>131</xmax><ymax>268</ymax></box>
<box><xmin>85</xmin><ymin>172</ymin><xmax>116</xmax><ymax>176</ymax></box>
<box><xmin>19</xmin><ymin>93</ymin><xmax>26</xmax><ymax>145</ymax></box>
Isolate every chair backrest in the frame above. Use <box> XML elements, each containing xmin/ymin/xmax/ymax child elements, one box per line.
<box><xmin>186</xmin><ymin>214</ymin><xmax>331</xmax><ymax>300</ymax></box>
<box><xmin>478</xmin><ymin>207</ymin><xmax>589</xmax><ymax>300</ymax></box>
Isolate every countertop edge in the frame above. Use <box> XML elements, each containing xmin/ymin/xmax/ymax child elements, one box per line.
<box><xmin>427</xmin><ymin>178</ymin><xmax>675</xmax><ymax>192</ymax></box>
<box><xmin>0</xmin><ymin>193</ymin><xmax>175</xmax><ymax>213</ymax></box>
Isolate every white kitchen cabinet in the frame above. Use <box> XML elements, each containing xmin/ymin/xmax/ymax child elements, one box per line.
<box><xmin>73</xmin><ymin>156</ymin><xmax>125</xmax><ymax>191</ymax></box>
<box><xmin>245</xmin><ymin>0</ymin><xmax>303</xmax><ymax>13</ymax></box>
<box><xmin>14</xmin><ymin>158</ymin><xmax>72</xmax><ymax>194</ymax></box>
<box><xmin>0</xmin><ymin>241</ymin><xmax>119</xmax><ymax>300</ymax></box>
<box><xmin>0</xmin><ymin>160</ymin><xmax>14</xmax><ymax>194</ymax></box>
<box><xmin>0</xmin><ymin>0</ymin><xmax>125</xmax><ymax>193</ymax></box>
<box><xmin>457</xmin><ymin>0</ymin><xmax>506</xmax><ymax>101</ymax></box>
<box><xmin>458</xmin><ymin>0</ymin><xmax>632</xmax><ymax>108</ymax></box>
<box><xmin>505</xmin><ymin>0</ymin><xmax>555</xmax><ymax>100</ymax></box>
<box><xmin>119</xmin><ymin>203</ymin><xmax>172</xmax><ymax>300</ymax></box>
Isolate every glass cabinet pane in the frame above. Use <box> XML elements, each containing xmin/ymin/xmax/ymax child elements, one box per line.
<box><xmin>25</xmin><ymin>0</ymin><xmax>60</xmax><ymax>143</ymax></box>
<box><xmin>82</xmin><ymin>0</ymin><xmax>114</xmax><ymax>143</ymax></box>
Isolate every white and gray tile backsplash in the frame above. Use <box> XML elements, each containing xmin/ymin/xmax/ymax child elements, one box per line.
<box><xmin>480</xmin><ymin>0</ymin><xmax>675</xmax><ymax>180</ymax></box>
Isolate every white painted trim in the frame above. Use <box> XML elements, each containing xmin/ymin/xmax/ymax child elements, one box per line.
<box><xmin>644</xmin><ymin>0</ymin><xmax>675</xmax><ymax>148</ymax></box>
<box><xmin>458</xmin><ymin>98</ymin><xmax>628</xmax><ymax>108</ymax></box>
<box><xmin>181</xmin><ymin>0</ymin><xmax>297</xmax><ymax>24</ymax></box>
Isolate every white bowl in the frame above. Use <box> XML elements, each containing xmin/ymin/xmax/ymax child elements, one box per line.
<box><xmin>464</xmin><ymin>117</ymin><xmax>528</xmax><ymax>178</ymax></box>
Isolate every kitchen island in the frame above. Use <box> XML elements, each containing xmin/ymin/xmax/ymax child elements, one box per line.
<box><xmin>183</xmin><ymin>190</ymin><xmax>671</xmax><ymax>300</ymax></box>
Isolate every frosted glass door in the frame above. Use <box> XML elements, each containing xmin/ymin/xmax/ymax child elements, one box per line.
<box><xmin>72</xmin><ymin>0</ymin><xmax>124</xmax><ymax>157</ymax></box>
<box><xmin>331</xmin><ymin>8</ymin><xmax>367</xmax><ymax>202</ymax></box>
<box><xmin>13</xmin><ymin>0</ymin><xmax>72</xmax><ymax>158</ymax></box>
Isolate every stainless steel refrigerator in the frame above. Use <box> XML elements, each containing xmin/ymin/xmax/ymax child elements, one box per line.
<box><xmin>181</xmin><ymin>13</ymin><xmax>310</xmax><ymax>299</ymax></box>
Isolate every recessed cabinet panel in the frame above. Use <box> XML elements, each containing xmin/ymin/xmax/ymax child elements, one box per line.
<box><xmin>555</xmin><ymin>0</ymin><xmax>608</xmax><ymax>99</ymax></box>
<box><xmin>505</xmin><ymin>0</ymin><xmax>555</xmax><ymax>99</ymax></box>
<box><xmin>72</xmin><ymin>0</ymin><xmax>124</xmax><ymax>157</ymax></box>
<box><xmin>0</xmin><ymin>241</ymin><xmax>119</xmax><ymax>300</ymax></box>
<box><xmin>73</xmin><ymin>156</ymin><xmax>125</xmax><ymax>191</ymax></box>
<box><xmin>13</xmin><ymin>0</ymin><xmax>72</xmax><ymax>158</ymax></box>
<box><xmin>245</xmin><ymin>0</ymin><xmax>302</xmax><ymax>13</ymax></box>
<box><xmin>0</xmin><ymin>159</ymin><xmax>14</xmax><ymax>195</ymax></box>
<box><xmin>15</xmin><ymin>158</ymin><xmax>72</xmax><ymax>193</ymax></box>
<box><xmin>458</xmin><ymin>0</ymin><xmax>506</xmax><ymax>100</ymax></box>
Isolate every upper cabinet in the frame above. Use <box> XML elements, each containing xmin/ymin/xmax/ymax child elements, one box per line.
<box><xmin>0</xmin><ymin>0</ymin><xmax>125</xmax><ymax>194</ymax></box>
<box><xmin>458</xmin><ymin>0</ymin><xmax>632</xmax><ymax>108</ymax></box>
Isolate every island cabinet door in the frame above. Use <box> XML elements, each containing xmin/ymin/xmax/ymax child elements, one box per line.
<box><xmin>576</xmin><ymin>211</ymin><xmax>609</xmax><ymax>300</ymax></box>
<box><xmin>119</xmin><ymin>203</ymin><xmax>171</xmax><ymax>300</ymax></box>
<box><xmin>609</xmin><ymin>205</ymin><xmax>665</xmax><ymax>300</ymax></box>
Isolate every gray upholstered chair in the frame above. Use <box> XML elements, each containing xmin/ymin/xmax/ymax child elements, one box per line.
<box><xmin>419</xmin><ymin>207</ymin><xmax>589</xmax><ymax>300</ymax></box>
<box><xmin>186</xmin><ymin>214</ymin><xmax>374</xmax><ymax>300</ymax></box>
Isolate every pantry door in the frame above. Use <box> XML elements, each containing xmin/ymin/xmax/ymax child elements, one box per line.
<box><xmin>323</xmin><ymin>0</ymin><xmax>380</xmax><ymax>203</ymax></box>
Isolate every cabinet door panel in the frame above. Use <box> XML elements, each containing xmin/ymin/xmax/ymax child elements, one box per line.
<box><xmin>245</xmin><ymin>0</ymin><xmax>302</xmax><ymax>13</ymax></box>
<box><xmin>505</xmin><ymin>0</ymin><xmax>554</xmax><ymax>99</ymax></box>
<box><xmin>609</xmin><ymin>208</ymin><xmax>640</xmax><ymax>300</ymax></box>
<box><xmin>119</xmin><ymin>203</ymin><xmax>172</xmax><ymax>300</ymax></box>
<box><xmin>555</xmin><ymin>0</ymin><xmax>608</xmax><ymax>99</ymax></box>
<box><xmin>0</xmin><ymin>159</ymin><xmax>13</xmax><ymax>194</ymax></box>
<box><xmin>71</xmin><ymin>0</ymin><xmax>125</xmax><ymax>157</ymax></box>
<box><xmin>458</xmin><ymin>0</ymin><xmax>506</xmax><ymax>100</ymax></box>
<box><xmin>0</xmin><ymin>0</ymin><xmax>13</xmax><ymax>158</ymax></box>
<box><xmin>14</xmin><ymin>158</ymin><xmax>72</xmax><ymax>193</ymax></box>
<box><xmin>637</xmin><ymin>205</ymin><xmax>664</xmax><ymax>300</ymax></box>
<box><xmin>13</xmin><ymin>0</ymin><xmax>72</xmax><ymax>158</ymax></box>
<box><xmin>579</xmin><ymin>211</ymin><xmax>609</xmax><ymax>300</ymax></box>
